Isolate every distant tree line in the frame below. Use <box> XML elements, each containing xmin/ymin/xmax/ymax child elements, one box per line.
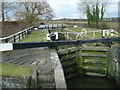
<box><xmin>57</xmin><ymin>18</ymin><xmax>87</xmax><ymax>21</ymax></box>
<box><xmin>103</xmin><ymin>18</ymin><xmax>119</xmax><ymax>22</ymax></box>
<box><xmin>54</xmin><ymin>17</ymin><xmax>119</xmax><ymax>22</ymax></box>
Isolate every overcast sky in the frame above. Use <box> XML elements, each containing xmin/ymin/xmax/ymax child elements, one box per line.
<box><xmin>47</xmin><ymin>0</ymin><xmax>119</xmax><ymax>19</ymax></box>
<box><xmin>1</xmin><ymin>0</ymin><xmax>120</xmax><ymax>20</ymax></box>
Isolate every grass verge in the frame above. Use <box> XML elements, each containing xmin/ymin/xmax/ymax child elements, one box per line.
<box><xmin>18</xmin><ymin>29</ymin><xmax>47</xmax><ymax>42</ymax></box>
<box><xmin>1</xmin><ymin>63</ymin><xmax>32</xmax><ymax>77</ymax></box>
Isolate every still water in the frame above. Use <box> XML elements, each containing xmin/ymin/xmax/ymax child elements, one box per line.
<box><xmin>66</xmin><ymin>75</ymin><xmax>119</xmax><ymax>89</ymax></box>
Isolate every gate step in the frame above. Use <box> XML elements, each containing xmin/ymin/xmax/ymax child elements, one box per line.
<box><xmin>83</xmin><ymin>59</ymin><xmax>106</xmax><ymax>64</ymax></box>
<box><xmin>84</xmin><ymin>72</ymin><xmax>106</xmax><ymax>77</ymax></box>
<box><xmin>82</xmin><ymin>53</ymin><xmax>107</xmax><ymax>57</ymax></box>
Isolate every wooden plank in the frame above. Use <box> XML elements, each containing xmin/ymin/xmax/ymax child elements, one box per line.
<box><xmin>82</xmin><ymin>47</ymin><xmax>108</xmax><ymax>51</ymax></box>
<box><xmin>83</xmin><ymin>66</ymin><xmax>106</xmax><ymax>71</ymax></box>
<box><xmin>1</xmin><ymin>37</ymin><xmax>120</xmax><ymax>51</ymax></box>
<box><xmin>82</xmin><ymin>53</ymin><xmax>107</xmax><ymax>57</ymax></box>
<box><xmin>83</xmin><ymin>59</ymin><xmax>106</xmax><ymax>64</ymax></box>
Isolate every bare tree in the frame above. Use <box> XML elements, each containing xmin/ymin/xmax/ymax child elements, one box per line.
<box><xmin>2</xmin><ymin>2</ymin><xmax>13</xmax><ymax>31</ymax></box>
<box><xmin>78</xmin><ymin>0</ymin><xmax>108</xmax><ymax>28</ymax></box>
<box><xmin>2</xmin><ymin>2</ymin><xmax>14</xmax><ymax>22</ymax></box>
<box><xmin>15</xmin><ymin>1</ymin><xmax>54</xmax><ymax>25</ymax></box>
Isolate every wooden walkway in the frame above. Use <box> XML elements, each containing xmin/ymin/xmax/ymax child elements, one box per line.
<box><xmin>2</xmin><ymin>48</ymin><xmax>50</xmax><ymax>66</ymax></box>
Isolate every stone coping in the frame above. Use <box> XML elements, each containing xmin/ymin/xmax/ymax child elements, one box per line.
<box><xmin>50</xmin><ymin>50</ymin><xmax>67</xmax><ymax>89</ymax></box>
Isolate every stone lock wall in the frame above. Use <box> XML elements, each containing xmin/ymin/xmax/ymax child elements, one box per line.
<box><xmin>108</xmin><ymin>47</ymin><xmax>120</xmax><ymax>87</ymax></box>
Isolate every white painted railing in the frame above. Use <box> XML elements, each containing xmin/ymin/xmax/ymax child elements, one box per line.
<box><xmin>56</xmin><ymin>29</ymin><xmax>120</xmax><ymax>40</ymax></box>
<box><xmin>81</xmin><ymin>29</ymin><xmax>120</xmax><ymax>39</ymax></box>
<box><xmin>0</xmin><ymin>26</ymin><xmax>35</xmax><ymax>43</ymax></box>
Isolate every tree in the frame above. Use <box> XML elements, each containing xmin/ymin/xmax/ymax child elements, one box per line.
<box><xmin>78</xmin><ymin>0</ymin><xmax>108</xmax><ymax>28</ymax></box>
<box><xmin>2</xmin><ymin>2</ymin><xmax>14</xmax><ymax>22</ymax></box>
<box><xmin>1</xmin><ymin>2</ymin><xmax>15</xmax><ymax>30</ymax></box>
<box><xmin>15</xmin><ymin>1</ymin><xmax>54</xmax><ymax>25</ymax></box>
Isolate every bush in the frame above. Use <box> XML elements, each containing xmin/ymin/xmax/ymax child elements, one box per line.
<box><xmin>98</xmin><ymin>22</ymin><xmax>110</xmax><ymax>29</ymax></box>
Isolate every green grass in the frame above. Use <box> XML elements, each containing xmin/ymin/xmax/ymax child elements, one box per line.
<box><xmin>68</xmin><ymin>26</ymin><xmax>119</xmax><ymax>39</ymax></box>
<box><xmin>18</xmin><ymin>22</ymin><xmax>119</xmax><ymax>43</ymax></box>
<box><xmin>68</xmin><ymin>26</ymin><xmax>99</xmax><ymax>32</ymax></box>
<box><xmin>105</xmin><ymin>22</ymin><xmax>118</xmax><ymax>31</ymax></box>
<box><xmin>1</xmin><ymin>63</ymin><xmax>32</xmax><ymax>77</ymax></box>
<box><xmin>18</xmin><ymin>29</ymin><xmax>47</xmax><ymax>42</ymax></box>
<box><xmin>86</xmin><ymin>32</ymin><xmax>94</xmax><ymax>37</ymax></box>
<box><xmin>64</xmin><ymin>21</ymin><xmax>87</xmax><ymax>24</ymax></box>
<box><xmin>66</xmin><ymin>26</ymin><xmax>102</xmax><ymax>39</ymax></box>
<box><xmin>47</xmin><ymin>21</ymin><xmax>119</xmax><ymax>39</ymax></box>
<box><xmin>47</xmin><ymin>21</ymin><xmax>87</xmax><ymax>24</ymax></box>
<box><xmin>82</xmin><ymin>57</ymin><xmax>106</xmax><ymax>61</ymax></box>
<box><xmin>82</xmin><ymin>51</ymin><xmax>106</xmax><ymax>54</ymax></box>
<box><xmin>69</xmin><ymin>28</ymin><xmax>81</xmax><ymax>32</ymax></box>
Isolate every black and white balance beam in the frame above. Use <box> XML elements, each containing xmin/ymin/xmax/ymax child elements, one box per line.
<box><xmin>0</xmin><ymin>37</ymin><xmax>120</xmax><ymax>52</ymax></box>
<box><xmin>0</xmin><ymin>43</ymin><xmax>13</xmax><ymax>51</ymax></box>
<box><xmin>0</xmin><ymin>41</ymin><xmax>75</xmax><ymax>52</ymax></box>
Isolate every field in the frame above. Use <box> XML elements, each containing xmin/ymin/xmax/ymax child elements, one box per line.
<box><xmin>16</xmin><ymin>21</ymin><xmax>119</xmax><ymax>43</ymax></box>
<box><xmin>105</xmin><ymin>22</ymin><xmax>118</xmax><ymax>31</ymax></box>
<box><xmin>48</xmin><ymin>21</ymin><xmax>118</xmax><ymax>31</ymax></box>
<box><xmin>47</xmin><ymin>21</ymin><xmax>87</xmax><ymax>24</ymax></box>
<box><xmin>1</xmin><ymin>63</ymin><xmax>32</xmax><ymax>77</ymax></box>
<box><xmin>18</xmin><ymin>29</ymin><xmax>47</xmax><ymax>42</ymax></box>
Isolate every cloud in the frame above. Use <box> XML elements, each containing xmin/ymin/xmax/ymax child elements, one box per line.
<box><xmin>105</xmin><ymin>2</ymin><xmax>118</xmax><ymax>18</ymax></box>
<box><xmin>47</xmin><ymin>0</ymin><xmax>79</xmax><ymax>19</ymax></box>
<box><xmin>47</xmin><ymin>0</ymin><xmax>119</xmax><ymax>19</ymax></box>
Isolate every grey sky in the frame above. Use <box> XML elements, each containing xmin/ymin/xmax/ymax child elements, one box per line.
<box><xmin>47</xmin><ymin>0</ymin><xmax>119</xmax><ymax>19</ymax></box>
<box><xmin>1</xmin><ymin>0</ymin><xmax>119</xmax><ymax>20</ymax></box>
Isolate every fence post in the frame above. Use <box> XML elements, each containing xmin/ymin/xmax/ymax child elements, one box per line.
<box><xmin>26</xmin><ymin>30</ymin><xmax>28</xmax><ymax>37</ymax></box>
<box><xmin>23</xmin><ymin>31</ymin><xmax>25</xmax><ymax>37</ymax></box>
<box><xmin>18</xmin><ymin>34</ymin><xmax>20</xmax><ymax>41</ymax></box>
<box><xmin>22</xmin><ymin>32</ymin><xmax>24</xmax><ymax>39</ymax></box>
<box><xmin>62</xmin><ymin>24</ymin><xmax>63</xmax><ymax>28</ymax></box>
<box><xmin>29</xmin><ymin>29</ymin><xmax>31</xmax><ymax>33</ymax></box>
<box><xmin>5</xmin><ymin>39</ymin><xmax>8</xmax><ymax>43</ymax></box>
<box><xmin>27</xmin><ymin>30</ymin><xmax>29</xmax><ymax>34</ymax></box>
<box><xmin>24</xmin><ymin>31</ymin><xmax>26</xmax><ymax>37</ymax></box>
<box><xmin>52</xmin><ymin>24</ymin><xmax>53</xmax><ymax>29</ymax></box>
<box><xmin>48</xmin><ymin>25</ymin><xmax>49</xmax><ymax>30</ymax></box>
<box><xmin>14</xmin><ymin>35</ymin><xmax>16</xmax><ymax>42</ymax></box>
<box><xmin>33</xmin><ymin>26</ymin><xmax>34</xmax><ymax>31</ymax></box>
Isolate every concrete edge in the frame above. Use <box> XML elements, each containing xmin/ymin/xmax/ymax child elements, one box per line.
<box><xmin>50</xmin><ymin>50</ymin><xmax>67</xmax><ymax>89</ymax></box>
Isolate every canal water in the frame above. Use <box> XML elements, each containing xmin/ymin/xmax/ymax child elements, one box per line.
<box><xmin>66</xmin><ymin>75</ymin><xmax>119</xmax><ymax>89</ymax></box>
